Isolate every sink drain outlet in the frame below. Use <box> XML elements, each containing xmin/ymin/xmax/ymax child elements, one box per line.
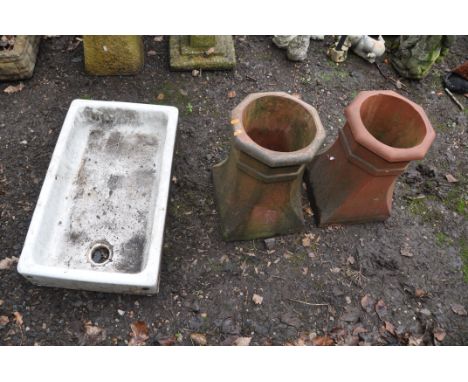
<box><xmin>88</xmin><ymin>241</ymin><xmax>113</xmax><ymax>265</ymax></box>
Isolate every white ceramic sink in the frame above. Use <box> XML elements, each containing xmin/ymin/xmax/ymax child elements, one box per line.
<box><xmin>17</xmin><ymin>100</ymin><xmax>178</xmax><ymax>294</ymax></box>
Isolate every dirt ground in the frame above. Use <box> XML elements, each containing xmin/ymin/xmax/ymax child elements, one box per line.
<box><xmin>0</xmin><ymin>36</ymin><xmax>467</xmax><ymax>346</ymax></box>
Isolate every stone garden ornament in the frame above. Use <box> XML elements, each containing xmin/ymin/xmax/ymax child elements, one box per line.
<box><xmin>389</xmin><ymin>35</ymin><xmax>454</xmax><ymax>79</ymax></box>
<box><xmin>0</xmin><ymin>36</ymin><xmax>41</xmax><ymax>80</ymax></box>
<box><xmin>272</xmin><ymin>35</ymin><xmax>324</xmax><ymax>61</ymax></box>
<box><xmin>170</xmin><ymin>35</ymin><xmax>236</xmax><ymax>70</ymax></box>
<box><xmin>83</xmin><ymin>36</ymin><xmax>144</xmax><ymax>76</ymax></box>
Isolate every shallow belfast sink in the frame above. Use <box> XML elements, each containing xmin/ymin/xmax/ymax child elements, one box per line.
<box><xmin>17</xmin><ymin>100</ymin><xmax>178</xmax><ymax>294</ymax></box>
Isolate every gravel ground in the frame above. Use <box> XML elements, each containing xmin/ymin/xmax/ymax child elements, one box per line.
<box><xmin>0</xmin><ymin>35</ymin><xmax>467</xmax><ymax>345</ymax></box>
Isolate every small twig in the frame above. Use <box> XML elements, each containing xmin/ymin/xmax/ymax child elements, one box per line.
<box><xmin>271</xmin><ymin>275</ymin><xmax>286</xmax><ymax>280</ymax></box>
<box><xmin>288</xmin><ymin>298</ymin><xmax>329</xmax><ymax>307</ymax></box>
<box><xmin>374</xmin><ymin>62</ymin><xmax>408</xmax><ymax>90</ymax></box>
<box><xmin>444</xmin><ymin>87</ymin><xmax>464</xmax><ymax>111</ymax></box>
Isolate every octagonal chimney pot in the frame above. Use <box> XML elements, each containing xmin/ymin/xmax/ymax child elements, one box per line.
<box><xmin>213</xmin><ymin>92</ymin><xmax>326</xmax><ymax>241</ymax></box>
<box><xmin>306</xmin><ymin>90</ymin><xmax>436</xmax><ymax>226</ymax></box>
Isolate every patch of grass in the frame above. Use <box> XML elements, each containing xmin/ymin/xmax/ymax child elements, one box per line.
<box><xmin>408</xmin><ymin>197</ymin><xmax>428</xmax><ymax>216</ymax></box>
<box><xmin>186</xmin><ymin>102</ymin><xmax>193</xmax><ymax>113</ymax></box>
<box><xmin>315</xmin><ymin>71</ymin><xmax>334</xmax><ymax>83</ymax></box>
<box><xmin>407</xmin><ymin>196</ymin><xmax>443</xmax><ymax>224</ymax></box>
<box><xmin>435</xmin><ymin>123</ymin><xmax>449</xmax><ymax>132</ymax></box>
<box><xmin>444</xmin><ymin>185</ymin><xmax>467</xmax><ymax>217</ymax></box>
<box><xmin>300</xmin><ymin>75</ymin><xmax>313</xmax><ymax>85</ymax></box>
<box><xmin>288</xmin><ymin>250</ymin><xmax>309</xmax><ymax>266</ymax></box>
<box><xmin>153</xmin><ymin>81</ymin><xmax>190</xmax><ymax>112</ymax></box>
<box><xmin>460</xmin><ymin>240</ymin><xmax>468</xmax><ymax>283</ymax></box>
<box><xmin>326</xmin><ymin>60</ymin><xmax>350</xmax><ymax>79</ymax></box>
<box><xmin>435</xmin><ymin>232</ymin><xmax>452</xmax><ymax>247</ymax></box>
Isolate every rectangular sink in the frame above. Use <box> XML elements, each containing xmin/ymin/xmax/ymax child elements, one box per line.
<box><xmin>18</xmin><ymin>100</ymin><xmax>178</xmax><ymax>294</ymax></box>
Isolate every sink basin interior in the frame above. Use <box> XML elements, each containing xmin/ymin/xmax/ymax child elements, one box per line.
<box><xmin>31</xmin><ymin>104</ymin><xmax>169</xmax><ymax>274</ymax></box>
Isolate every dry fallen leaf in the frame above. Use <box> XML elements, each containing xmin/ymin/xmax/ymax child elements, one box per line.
<box><xmin>415</xmin><ymin>288</ymin><xmax>428</xmax><ymax>298</ymax></box>
<box><xmin>433</xmin><ymin>327</ymin><xmax>446</xmax><ymax>342</ymax></box>
<box><xmin>205</xmin><ymin>47</ymin><xmax>215</xmax><ymax>56</ymax></box>
<box><xmin>227</xmin><ymin>90</ymin><xmax>236</xmax><ymax>98</ymax></box>
<box><xmin>252</xmin><ymin>293</ymin><xmax>263</xmax><ymax>305</ymax></box>
<box><xmin>330</xmin><ymin>267</ymin><xmax>341</xmax><ymax>274</ymax></box>
<box><xmin>147</xmin><ymin>50</ymin><xmax>157</xmax><ymax>56</ymax></box>
<box><xmin>451</xmin><ymin>303</ymin><xmax>467</xmax><ymax>316</ymax></box>
<box><xmin>445</xmin><ymin>174</ymin><xmax>458</xmax><ymax>183</ymax></box>
<box><xmin>156</xmin><ymin>93</ymin><xmax>165</xmax><ymax>101</ymax></box>
<box><xmin>0</xmin><ymin>299</ymin><xmax>4</xmax><ymax>306</ymax></box>
<box><xmin>375</xmin><ymin>299</ymin><xmax>388</xmax><ymax>320</ymax></box>
<box><xmin>190</xmin><ymin>332</ymin><xmax>207</xmax><ymax>346</ymax></box>
<box><xmin>13</xmin><ymin>311</ymin><xmax>23</xmax><ymax>326</ymax></box>
<box><xmin>291</xmin><ymin>93</ymin><xmax>302</xmax><ymax>99</ymax></box>
<box><xmin>384</xmin><ymin>321</ymin><xmax>396</xmax><ymax>336</ymax></box>
<box><xmin>312</xmin><ymin>335</ymin><xmax>334</xmax><ymax>346</ymax></box>
<box><xmin>0</xmin><ymin>315</ymin><xmax>9</xmax><ymax>326</ymax></box>
<box><xmin>352</xmin><ymin>326</ymin><xmax>368</xmax><ymax>336</ymax></box>
<box><xmin>129</xmin><ymin>321</ymin><xmax>149</xmax><ymax>346</ymax></box>
<box><xmin>0</xmin><ymin>256</ymin><xmax>19</xmax><ymax>270</ymax></box>
<box><xmin>81</xmin><ymin>322</ymin><xmax>106</xmax><ymax>345</ymax></box>
<box><xmin>4</xmin><ymin>83</ymin><xmax>24</xmax><ymax>94</ymax></box>
<box><xmin>153</xmin><ymin>36</ymin><xmax>163</xmax><ymax>42</ymax></box>
<box><xmin>408</xmin><ymin>334</ymin><xmax>424</xmax><ymax>346</ymax></box>
<box><xmin>84</xmin><ymin>324</ymin><xmax>102</xmax><ymax>337</ymax></box>
<box><xmin>400</xmin><ymin>242</ymin><xmax>413</xmax><ymax>257</ymax></box>
<box><xmin>157</xmin><ymin>337</ymin><xmax>176</xmax><ymax>346</ymax></box>
<box><xmin>234</xmin><ymin>337</ymin><xmax>252</xmax><ymax>346</ymax></box>
<box><xmin>347</xmin><ymin>256</ymin><xmax>356</xmax><ymax>265</ymax></box>
<box><xmin>360</xmin><ymin>294</ymin><xmax>374</xmax><ymax>313</ymax></box>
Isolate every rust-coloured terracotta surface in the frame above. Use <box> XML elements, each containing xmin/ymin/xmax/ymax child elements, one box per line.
<box><xmin>306</xmin><ymin>90</ymin><xmax>436</xmax><ymax>226</ymax></box>
<box><xmin>213</xmin><ymin>92</ymin><xmax>326</xmax><ymax>241</ymax></box>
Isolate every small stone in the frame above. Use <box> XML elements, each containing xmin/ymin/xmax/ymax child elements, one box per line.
<box><xmin>341</xmin><ymin>307</ymin><xmax>360</xmax><ymax>323</ymax></box>
<box><xmin>400</xmin><ymin>242</ymin><xmax>413</xmax><ymax>257</ymax></box>
<box><xmin>420</xmin><ymin>308</ymin><xmax>431</xmax><ymax>317</ymax></box>
<box><xmin>252</xmin><ymin>294</ymin><xmax>263</xmax><ymax>305</ymax></box>
<box><xmin>192</xmin><ymin>69</ymin><xmax>200</xmax><ymax>77</ymax></box>
<box><xmin>190</xmin><ymin>332</ymin><xmax>207</xmax><ymax>346</ymax></box>
<box><xmin>191</xmin><ymin>301</ymin><xmax>200</xmax><ymax>313</ymax></box>
<box><xmin>451</xmin><ymin>303</ymin><xmax>467</xmax><ymax>316</ymax></box>
<box><xmin>188</xmin><ymin>316</ymin><xmax>203</xmax><ymax>330</ymax></box>
<box><xmin>233</xmin><ymin>337</ymin><xmax>252</xmax><ymax>346</ymax></box>
<box><xmin>221</xmin><ymin>318</ymin><xmax>241</xmax><ymax>334</ymax></box>
<box><xmin>445</xmin><ymin>174</ymin><xmax>458</xmax><ymax>183</ymax></box>
<box><xmin>345</xmin><ymin>296</ymin><xmax>352</xmax><ymax>304</ymax></box>
<box><xmin>117</xmin><ymin>309</ymin><xmax>125</xmax><ymax>316</ymax></box>
<box><xmin>264</xmin><ymin>237</ymin><xmax>276</xmax><ymax>250</ymax></box>
<box><xmin>433</xmin><ymin>327</ymin><xmax>446</xmax><ymax>342</ymax></box>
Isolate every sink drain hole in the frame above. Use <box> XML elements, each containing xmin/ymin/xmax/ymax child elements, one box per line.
<box><xmin>88</xmin><ymin>242</ymin><xmax>112</xmax><ymax>265</ymax></box>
